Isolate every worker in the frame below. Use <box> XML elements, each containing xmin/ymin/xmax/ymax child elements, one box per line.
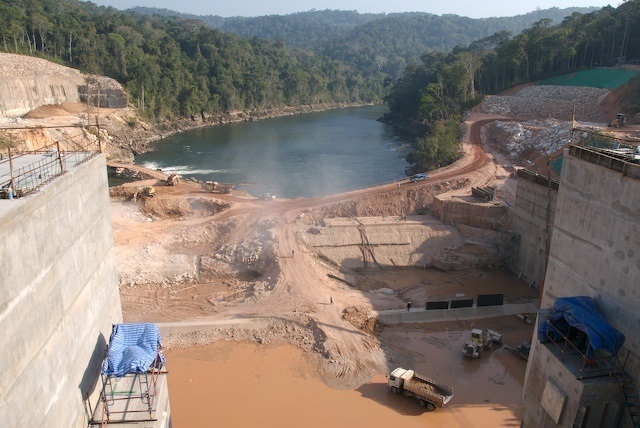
<box><xmin>292</xmin><ymin>249</ymin><xmax>295</xmax><ymax>257</ymax></box>
<box><xmin>407</xmin><ymin>302</ymin><xmax>412</xmax><ymax>312</ymax></box>
<box><xmin>330</xmin><ymin>296</ymin><xmax>333</xmax><ymax>305</ymax></box>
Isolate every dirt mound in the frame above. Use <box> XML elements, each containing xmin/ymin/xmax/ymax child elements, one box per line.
<box><xmin>22</xmin><ymin>102</ymin><xmax>88</xmax><ymax>119</ymax></box>
<box><xmin>109</xmin><ymin>186</ymin><xmax>137</xmax><ymax>199</ymax></box>
<box><xmin>140</xmin><ymin>197</ymin><xmax>230</xmax><ymax>219</ymax></box>
<box><xmin>343</xmin><ymin>306</ymin><xmax>379</xmax><ymax>335</ymax></box>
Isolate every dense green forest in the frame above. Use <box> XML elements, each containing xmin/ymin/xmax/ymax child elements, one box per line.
<box><xmin>0</xmin><ymin>0</ymin><xmax>384</xmax><ymax>119</ymax></box>
<box><xmin>384</xmin><ymin>1</ymin><xmax>640</xmax><ymax>171</ymax></box>
<box><xmin>132</xmin><ymin>7</ymin><xmax>596</xmax><ymax>79</ymax></box>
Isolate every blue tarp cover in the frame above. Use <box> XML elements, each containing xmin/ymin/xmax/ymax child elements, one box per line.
<box><xmin>538</xmin><ymin>296</ymin><xmax>625</xmax><ymax>357</ymax></box>
<box><xmin>101</xmin><ymin>323</ymin><xmax>165</xmax><ymax>377</ymax></box>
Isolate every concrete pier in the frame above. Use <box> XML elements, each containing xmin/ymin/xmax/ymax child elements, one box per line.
<box><xmin>0</xmin><ymin>154</ymin><xmax>127</xmax><ymax>427</ymax></box>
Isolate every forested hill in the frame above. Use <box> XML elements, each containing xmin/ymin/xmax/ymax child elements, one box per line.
<box><xmin>130</xmin><ymin>7</ymin><xmax>596</xmax><ymax>50</ymax></box>
<box><xmin>383</xmin><ymin>1</ymin><xmax>640</xmax><ymax>173</ymax></box>
<box><xmin>0</xmin><ymin>0</ymin><xmax>384</xmax><ymax>120</ymax></box>
<box><xmin>131</xmin><ymin>7</ymin><xmax>597</xmax><ymax>78</ymax></box>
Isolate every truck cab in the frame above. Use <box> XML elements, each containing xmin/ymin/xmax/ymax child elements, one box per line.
<box><xmin>387</xmin><ymin>367</ymin><xmax>407</xmax><ymax>391</ymax></box>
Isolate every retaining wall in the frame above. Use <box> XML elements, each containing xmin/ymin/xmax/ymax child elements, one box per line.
<box><xmin>0</xmin><ymin>75</ymin><xmax>85</xmax><ymax>117</ymax></box>
<box><xmin>432</xmin><ymin>195</ymin><xmax>508</xmax><ymax>230</ymax></box>
<box><xmin>0</xmin><ymin>155</ymin><xmax>123</xmax><ymax>427</ymax></box>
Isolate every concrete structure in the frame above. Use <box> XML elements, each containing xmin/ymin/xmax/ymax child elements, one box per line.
<box><xmin>374</xmin><ymin>301</ymin><xmax>539</xmax><ymax>324</ymax></box>
<box><xmin>0</xmin><ymin>73</ymin><xmax>85</xmax><ymax>117</ymax></box>
<box><xmin>522</xmin><ymin>146</ymin><xmax>640</xmax><ymax>427</ymax></box>
<box><xmin>0</xmin><ymin>53</ymin><xmax>127</xmax><ymax>118</ymax></box>
<box><xmin>511</xmin><ymin>169</ymin><xmax>558</xmax><ymax>287</ymax></box>
<box><xmin>0</xmin><ymin>153</ymin><xmax>170</xmax><ymax>427</ymax></box>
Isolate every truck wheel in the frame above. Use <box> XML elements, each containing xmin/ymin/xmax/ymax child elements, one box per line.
<box><xmin>426</xmin><ymin>403</ymin><xmax>436</xmax><ymax>411</ymax></box>
<box><xmin>417</xmin><ymin>399</ymin><xmax>427</xmax><ymax>407</ymax></box>
<box><xmin>390</xmin><ymin>386</ymin><xmax>399</xmax><ymax>394</ymax></box>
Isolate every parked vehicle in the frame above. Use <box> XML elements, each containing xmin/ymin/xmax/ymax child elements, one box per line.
<box><xmin>410</xmin><ymin>173</ymin><xmax>428</xmax><ymax>182</ymax></box>
<box><xmin>387</xmin><ymin>367</ymin><xmax>454</xmax><ymax>411</ymax></box>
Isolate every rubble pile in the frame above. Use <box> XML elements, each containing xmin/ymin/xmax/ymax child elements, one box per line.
<box><xmin>481</xmin><ymin>85</ymin><xmax>609</xmax><ymax>121</ymax></box>
<box><xmin>492</xmin><ymin>119</ymin><xmax>573</xmax><ymax>157</ymax></box>
<box><xmin>0</xmin><ymin>52</ymin><xmax>83</xmax><ymax>78</ymax></box>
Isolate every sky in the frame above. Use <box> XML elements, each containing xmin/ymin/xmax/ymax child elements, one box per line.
<box><xmin>87</xmin><ymin>0</ymin><xmax>620</xmax><ymax>19</ymax></box>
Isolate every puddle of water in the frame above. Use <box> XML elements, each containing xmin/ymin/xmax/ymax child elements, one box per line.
<box><xmin>165</xmin><ymin>341</ymin><xmax>522</xmax><ymax>427</ymax></box>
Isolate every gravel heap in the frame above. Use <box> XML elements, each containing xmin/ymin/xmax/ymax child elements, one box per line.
<box><xmin>481</xmin><ymin>85</ymin><xmax>609</xmax><ymax>122</ymax></box>
<box><xmin>85</xmin><ymin>74</ymin><xmax>123</xmax><ymax>91</ymax></box>
<box><xmin>492</xmin><ymin>119</ymin><xmax>573</xmax><ymax>158</ymax></box>
<box><xmin>0</xmin><ymin>52</ymin><xmax>83</xmax><ymax>78</ymax></box>
<box><xmin>0</xmin><ymin>52</ymin><xmax>123</xmax><ymax>91</ymax></box>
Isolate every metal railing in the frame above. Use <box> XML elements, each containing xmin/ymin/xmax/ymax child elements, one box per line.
<box><xmin>0</xmin><ymin>139</ymin><xmax>101</xmax><ymax>199</ymax></box>
<box><xmin>541</xmin><ymin>320</ymin><xmax>619</xmax><ymax>380</ymax></box>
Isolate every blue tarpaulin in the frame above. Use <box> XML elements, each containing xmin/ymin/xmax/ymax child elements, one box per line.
<box><xmin>538</xmin><ymin>296</ymin><xmax>625</xmax><ymax>357</ymax></box>
<box><xmin>101</xmin><ymin>323</ymin><xmax>165</xmax><ymax>377</ymax></box>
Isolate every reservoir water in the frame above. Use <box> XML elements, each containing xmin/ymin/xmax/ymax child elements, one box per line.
<box><xmin>136</xmin><ymin>105</ymin><xmax>414</xmax><ymax>198</ymax></box>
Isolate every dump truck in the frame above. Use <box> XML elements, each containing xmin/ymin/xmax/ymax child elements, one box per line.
<box><xmin>387</xmin><ymin>367</ymin><xmax>454</xmax><ymax>411</ymax></box>
<box><xmin>462</xmin><ymin>328</ymin><xmax>502</xmax><ymax>358</ymax></box>
<box><xmin>166</xmin><ymin>173</ymin><xmax>179</xmax><ymax>186</ymax></box>
<box><xmin>202</xmin><ymin>181</ymin><xmax>233</xmax><ymax>194</ymax></box>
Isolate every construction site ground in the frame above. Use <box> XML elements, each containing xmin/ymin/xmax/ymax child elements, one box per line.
<box><xmin>8</xmin><ymin>68</ymin><xmax>638</xmax><ymax>425</ymax></box>
<box><xmin>104</xmin><ymin>105</ymin><xmax>549</xmax><ymax>426</ymax></box>
<box><xmin>107</xmin><ymin>78</ymin><xmax>640</xmax><ymax>424</ymax></box>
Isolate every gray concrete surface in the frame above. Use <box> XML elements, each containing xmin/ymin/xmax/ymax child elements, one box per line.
<box><xmin>374</xmin><ymin>301</ymin><xmax>539</xmax><ymax>324</ymax></box>
<box><xmin>522</xmin><ymin>148</ymin><xmax>640</xmax><ymax>427</ymax></box>
<box><xmin>0</xmin><ymin>152</ymin><xmax>94</xmax><ymax>208</ymax></box>
<box><xmin>0</xmin><ymin>74</ymin><xmax>84</xmax><ymax>117</ymax></box>
<box><xmin>0</xmin><ymin>155</ymin><xmax>125</xmax><ymax>427</ymax></box>
<box><xmin>511</xmin><ymin>172</ymin><xmax>557</xmax><ymax>286</ymax></box>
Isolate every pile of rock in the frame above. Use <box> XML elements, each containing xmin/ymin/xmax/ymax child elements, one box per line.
<box><xmin>0</xmin><ymin>52</ymin><xmax>83</xmax><ymax>78</ymax></box>
<box><xmin>492</xmin><ymin>119</ymin><xmax>573</xmax><ymax>158</ymax></box>
<box><xmin>481</xmin><ymin>85</ymin><xmax>609</xmax><ymax>122</ymax></box>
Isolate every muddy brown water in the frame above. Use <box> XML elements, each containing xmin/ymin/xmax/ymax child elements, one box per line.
<box><xmin>166</xmin><ymin>339</ymin><xmax>523</xmax><ymax>427</ymax></box>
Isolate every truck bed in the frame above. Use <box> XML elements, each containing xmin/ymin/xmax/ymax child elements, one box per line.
<box><xmin>403</xmin><ymin>371</ymin><xmax>454</xmax><ymax>406</ymax></box>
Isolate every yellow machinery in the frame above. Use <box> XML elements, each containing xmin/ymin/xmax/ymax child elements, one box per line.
<box><xmin>609</xmin><ymin>113</ymin><xmax>627</xmax><ymax>128</ymax></box>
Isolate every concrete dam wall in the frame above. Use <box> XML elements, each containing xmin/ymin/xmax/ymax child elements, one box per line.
<box><xmin>511</xmin><ymin>170</ymin><xmax>558</xmax><ymax>286</ymax></box>
<box><xmin>522</xmin><ymin>148</ymin><xmax>640</xmax><ymax>428</ymax></box>
<box><xmin>0</xmin><ymin>155</ymin><xmax>123</xmax><ymax>427</ymax></box>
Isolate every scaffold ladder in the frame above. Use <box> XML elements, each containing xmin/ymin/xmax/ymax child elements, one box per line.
<box><xmin>616</xmin><ymin>372</ymin><xmax>640</xmax><ymax>427</ymax></box>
